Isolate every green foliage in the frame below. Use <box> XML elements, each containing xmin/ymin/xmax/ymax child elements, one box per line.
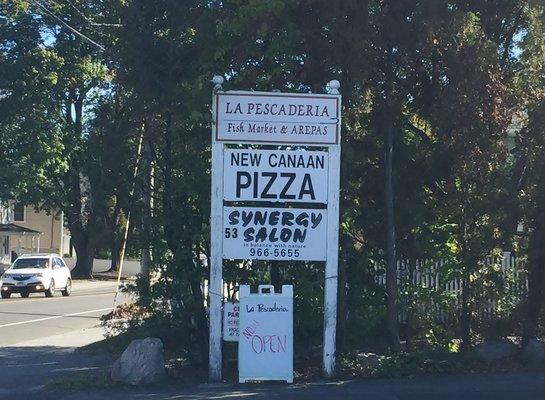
<box><xmin>338</xmin><ymin>348</ymin><xmax>468</xmax><ymax>379</ymax></box>
<box><xmin>45</xmin><ymin>371</ymin><xmax>115</xmax><ymax>392</ymax></box>
<box><xmin>5</xmin><ymin>0</ymin><xmax>545</xmax><ymax>375</ymax></box>
<box><xmin>0</xmin><ymin>0</ymin><xmax>132</xmax><ymax>277</ymax></box>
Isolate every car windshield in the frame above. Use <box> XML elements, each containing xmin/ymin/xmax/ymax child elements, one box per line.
<box><xmin>12</xmin><ymin>258</ymin><xmax>49</xmax><ymax>269</ymax></box>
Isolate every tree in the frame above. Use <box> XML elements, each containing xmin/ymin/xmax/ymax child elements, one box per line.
<box><xmin>515</xmin><ymin>0</ymin><xmax>545</xmax><ymax>345</ymax></box>
<box><xmin>113</xmin><ymin>0</ymin><xmax>221</xmax><ymax>365</ymax></box>
<box><xmin>0</xmin><ymin>4</ymin><xmax>65</xmax><ymax>201</ymax></box>
<box><xmin>429</xmin><ymin>11</ymin><xmax>512</xmax><ymax>347</ymax></box>
<box><xmin>519</xmin><ymin>99</ymin><xmax>545</xmax><ymax>344</ymax></box>
<box><xmin>0</xmin><ymin>1</ymin><xmax>126</xmax><ymax>277</ymax></box>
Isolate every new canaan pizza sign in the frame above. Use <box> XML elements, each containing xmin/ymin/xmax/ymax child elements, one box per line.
<box><xmin>209</xmin><ymin>84</ymin><xmax>341</xmax><ymax>382</ymax></box>
<box><xmin>223</xmin><ymin>149</ymin><xmax>328</xmax><ymax>203</ymax></box>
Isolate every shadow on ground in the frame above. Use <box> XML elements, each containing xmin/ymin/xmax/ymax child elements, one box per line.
<box><xmin>0</xmin><ymin>345</ymin><xmax>114</xmax><ymax>400</ymax></box>
<box><xmin>32</xmin><ymin>370</ymin><xmax>545</xmax><ymax>400</ymax></box>
<box><xmin>3</xmin><ymin>346</ymin><xmax>545</xmax><ymax>400</ymax></box>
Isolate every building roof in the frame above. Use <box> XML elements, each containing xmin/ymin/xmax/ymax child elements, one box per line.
<box><xmin>0</xmin><ymin>223</ymin><xmax>42</xmax><ymax>236</ymax></box>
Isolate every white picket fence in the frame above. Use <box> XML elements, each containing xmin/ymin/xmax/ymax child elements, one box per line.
<box><xmin>375</xmin><ymin>252</ymin><xmax>525</xmax><ymax>290</ymax></box>
<box><xmin>374</xmin><ymin>252</ymin><xmax>527</xmax><ymax>321</ymax></box>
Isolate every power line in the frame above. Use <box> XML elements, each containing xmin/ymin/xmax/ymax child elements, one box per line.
<box><xmin>61</xmin><ymin>0</ymin><xmax>122</xmax><ymax>28</ymax></box>
<box><xmin>64</xmin><ymin>0</ymin><xmax>90</xmax><ymax>21</ymax></box>
<box><xmin>30</xmin><ymin>0</ymin><xmax>106</xmax><ymax>51</ymax></box>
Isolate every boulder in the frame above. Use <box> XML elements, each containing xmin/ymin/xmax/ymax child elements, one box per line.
<box><xmin>522</xmin><ymin>339</ymin><xmax>545</xmax><ymax>363</ymax></box>
<box><xmin>111</xmin><ymin>338</ymin><xmax>166</xmax><ymax>385</ymax></box>
<box><xmin>473</xmin><ymin>340</ymin><xmax>517</xmax><ymax>363</ymax></box>
<box><xmin>356</xmin><ymin>352</ymin><xmax>382</xmax><ymax>369</ymax></box>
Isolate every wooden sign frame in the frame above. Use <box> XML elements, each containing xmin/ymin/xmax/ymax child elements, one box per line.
<box><xmin>209</xmin><ymin>84</ymin><xmax>341</xmax><ymax>381</ymax></box>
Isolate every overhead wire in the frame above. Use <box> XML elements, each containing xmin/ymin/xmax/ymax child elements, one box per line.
<box><xmin>61</xmin><ymin>0</ymin><xmax>122</xmax><ymax>28</ymax></box>
<box><xmin>29</xmin><ymin>0</ymin><xmax>106</xmax><ymax>51</ymax></box>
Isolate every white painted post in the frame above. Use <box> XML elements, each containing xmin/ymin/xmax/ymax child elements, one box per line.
<box><xmin>209</xmin><ymin>75</ymin><xmax>225</xmax><ymax>382</ymax></box>
<box><xmin>323</xmin><ymin>80</ymin><xmax>341</xmax><ymax>378</ymax></box>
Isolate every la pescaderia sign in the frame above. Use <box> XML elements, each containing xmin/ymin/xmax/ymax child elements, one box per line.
<box><xmin>215</xmin><ymin>92</ymin><xmax>340</xmax><ymax>144</ymax></box>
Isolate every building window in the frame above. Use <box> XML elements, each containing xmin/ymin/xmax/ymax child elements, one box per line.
<box><xmin>13</xmin><ymin>204</ymin><xmax>25</xmax><ymax>222</ymax></box>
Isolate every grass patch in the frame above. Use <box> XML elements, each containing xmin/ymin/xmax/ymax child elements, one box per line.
<box><xmin>337</xmin><ymin>347</ymin><xmax>545</xmax><ymax>380</ymax></box>
<box><xmin>45</xmin><ymin>371</ymin><xmax>116</xmax><ymax>391</ymax></box>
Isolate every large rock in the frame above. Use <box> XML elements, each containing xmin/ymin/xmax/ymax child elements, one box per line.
<box><xmin>111</xmin><ymin>338</ymin><xmax>166</xmax><ymax>385</ymax></box>
<box><xmin>356</xmin><ymin>352</ymin><xmax>382</xmax><ymax>369</ymax></box>
<box><xmin>522</xmin><ymin>339</ymin><xmax>545</xmax><ymax>363</ymax></box>
<box><xmin>473</xmin><ymin>340</ymin><xmax>517</xmax><ymax>363</ymax></box>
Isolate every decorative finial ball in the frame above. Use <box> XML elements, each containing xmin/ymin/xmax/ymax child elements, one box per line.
<box><xmin>329</xmin><ymin>80</ymin><xmax>340</xmax><ymax>91</ymax></box>
<box><xmin>212</xmin><ymin>75</ymin><xmax>224</xmax><ymax>85</ymax></box>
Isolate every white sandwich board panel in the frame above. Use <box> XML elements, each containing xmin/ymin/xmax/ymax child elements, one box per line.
<box><xmin>238</xmin><ymin>285</ymin><xmax>293</xmax><ymax>383</ymax></box>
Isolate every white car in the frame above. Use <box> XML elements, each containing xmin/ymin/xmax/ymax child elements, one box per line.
<box><xmin>0</xmin><ymin>254</ymin><xmax>72</xmax><ymax>299</ymax></box>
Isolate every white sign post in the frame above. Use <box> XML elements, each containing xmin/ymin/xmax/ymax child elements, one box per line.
<box><xmin>209</xmin><ymin>87</ymin><xmax>224</xmax><ymax>381</ymax></box>
<box><xmin>209</xmin><ymin>78</ymin><xmax>341</xmax><ymax>381</ymax></box>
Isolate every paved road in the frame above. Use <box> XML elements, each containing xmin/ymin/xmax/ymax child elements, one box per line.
<box><xmin>0</xmin><ymin>281</ymin><xmax>123</xmax><ymax>399</ymax></box>
<box><xmin>0</xmin><ymin>280</ymin><xmax>119</xmax><ymax>346</ymax></box>
<box><xmin>36</xmin><ymin>371</ymin><xmax>545</xmax><ymax>400</ymax></box>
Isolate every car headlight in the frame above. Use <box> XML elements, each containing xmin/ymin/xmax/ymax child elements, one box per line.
<box><xmin>30</xmin><ymin>273</ymin><xmax>43</xmax><ymax>278</ymax></box>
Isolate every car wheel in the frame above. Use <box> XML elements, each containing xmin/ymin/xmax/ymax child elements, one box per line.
<box><xmin>45</xmin><ymin>279</ymin><xmax>55</xmax><ymax>297</ymax></box>
<box><xmin>61</xmin><ymin>278</ymin><xmax>71</xmax><ymax>297</ymax></box>
<box><xmin>1</xmin><ymin>291</ymin><xmax>11</xmax><ymax>299</ymax></box>
<box><xmin>20</xmin><ymin>291</ymin><xmax>30</xmax><ymax>298</ymax></box>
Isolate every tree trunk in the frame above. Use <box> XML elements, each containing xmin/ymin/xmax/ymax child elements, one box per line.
<box><xmin>460</xmin><ymin>268</ymin><xmax>472</xmax><ymax>349</ymax></box>
<box><xmin>338</xmin><ymin>242</ymin><xmax>349</xmax><ymax>354</ymax></box>
<box><xmin>63</xmin><ymin>91</ymin><xmax>97</xmax><ymax>279</ymax></box>
<box><xmin>160</xmin><ymin>112</ymin><xmax>209</xmax><ymax>366</ymax></box>
<box><xmin>64</xmin><ymin>184</ymin><xmax>96</xmax><ymax>278</ymax></box>
<box><xmin>270</xmin><ymin>264</ymin><xmax>282</xmax><ymax>289</ymax></box>
<box><xmin>140</xmin><ymin>139</ymin><xmax>153</xmax><ymax>305</ymax></box>
<box><xmin>110</xmin><ymin>238</ymin><xmax>119</xmax><ymax>271</ymax></box>
<box><xmin>385</xmin><ymin>149</ymin><xmax>400</xmax><ymax>351</ymax></box>
<box><xmin>189</xmin><ymin>260</ymin><xmax>210</xmax><ymax>366</ymax></box>
<box><xmin>383</xmin><ymin>62</ymin><xmax>400</xmax><ymax>352</ymax></box>
<box><xmin>405</xmin><ymin>258</ymin><xmax>416</xmax><ymax>350</ymax></box>
<box><xmin>109</xmin><ymin>203</ymin><xmax>122</xmax><ymax>272</ymax></box>
<box><xmin>110</xmin><ymin>237</ymin><xmax>124</xmax><ymax>272</ymax></box>
<box><xmin>522</xmin><ymin>187</ymin><xmax>545</xmax><ymax>346</ymax></box>
<box><xmin>71</xmin><ymin>234</ymin><xmax>95</xmax><ymax>278</ymax></box>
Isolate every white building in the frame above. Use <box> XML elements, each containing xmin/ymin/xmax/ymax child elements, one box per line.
<box><xmin>0</xmin><ymin>202</ymin><xmax>71</xmax><ymax>267</ymax></box>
